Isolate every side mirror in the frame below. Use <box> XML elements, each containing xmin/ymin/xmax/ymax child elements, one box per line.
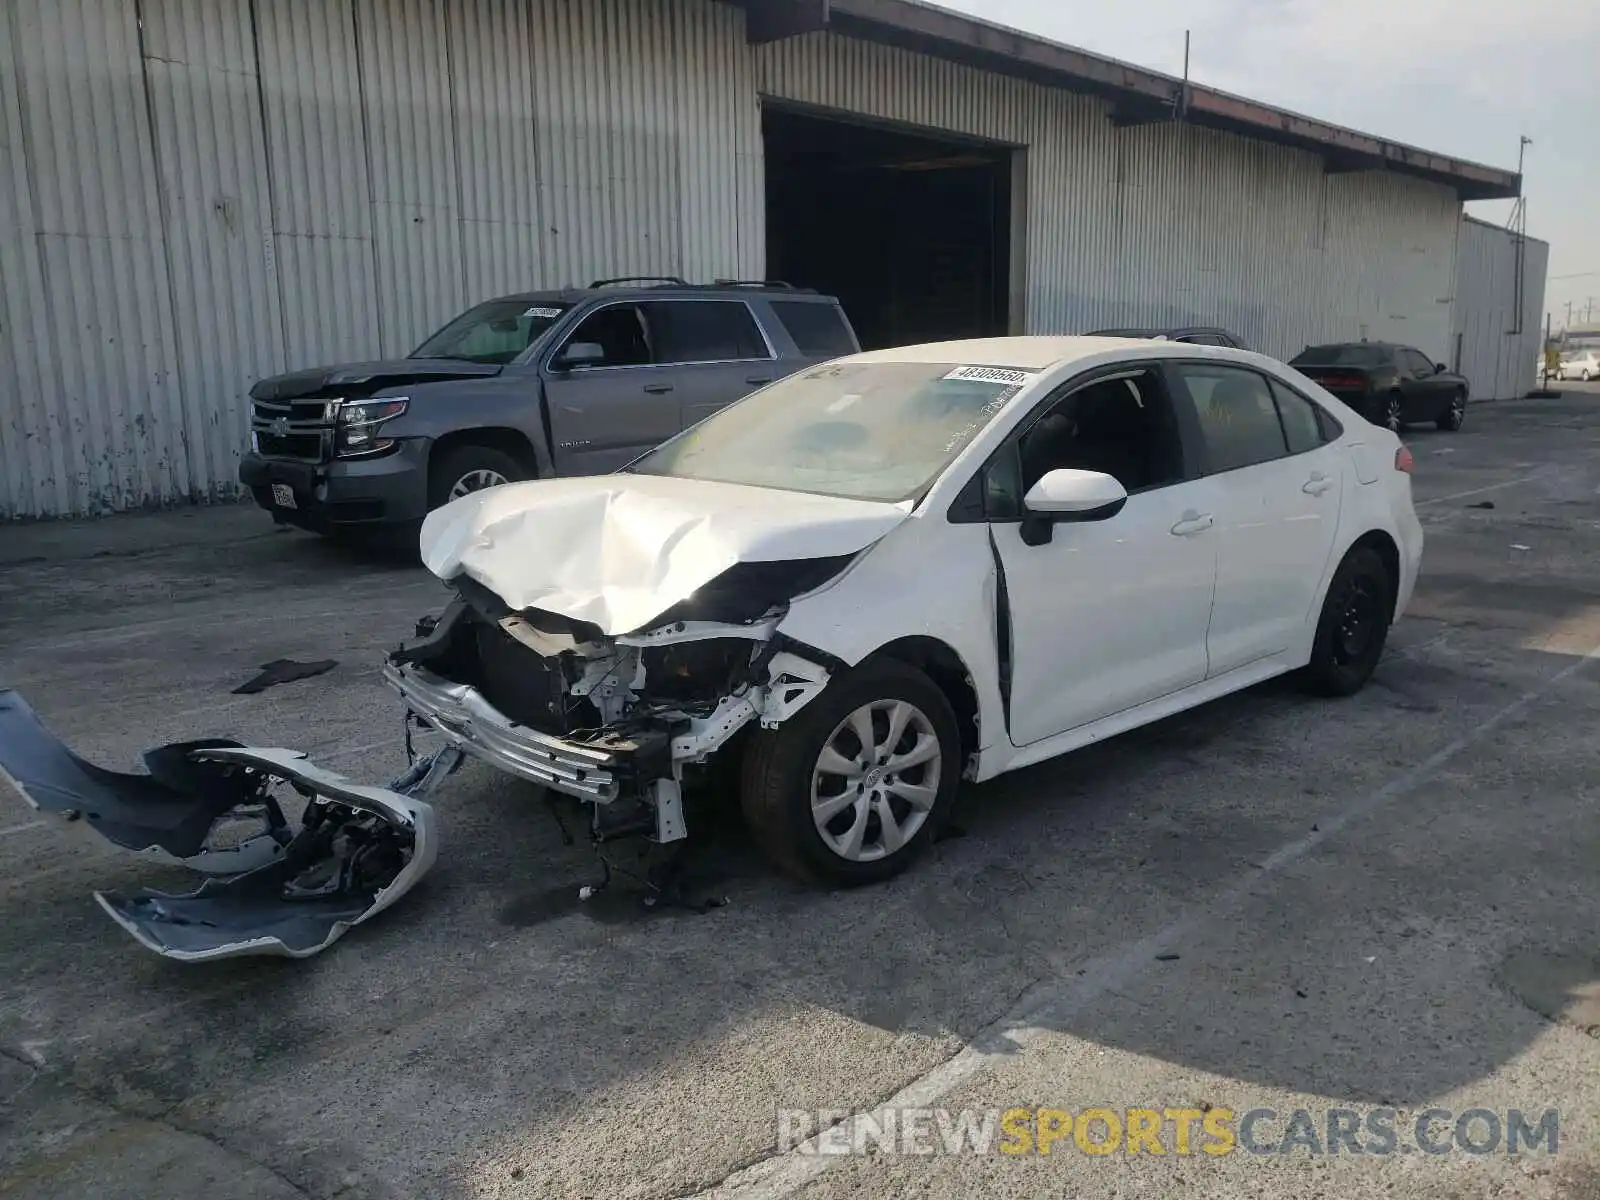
<box><xmin>1434</xmin><ymin>362</ymin><xmax>1448</xmax><ymax>374</ymax></box>
<box><xmin>1019</xmin><ymin>468</ymin><xmax>1128</xmax><ymax>545</ymax></box>
<box><xmin>557</xmin><ymin>341</ymin><xmax>606</xmax><ymax>369</ymax></box>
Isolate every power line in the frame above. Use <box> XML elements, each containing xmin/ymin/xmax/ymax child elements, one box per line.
<box><xmin>1549</xmin><ymin>270</ymin><xmax>1600</xmax><ymax>281</ymax></box>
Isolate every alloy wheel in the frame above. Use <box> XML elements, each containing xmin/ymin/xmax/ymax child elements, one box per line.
<box><xmin>1385</xmin><ymin>396</ymin><xmax>1402</xmax><ymax>432</ymax></box>
<box><xmin>448</xmin><ymin>468</ymin><xmax>509</xmax><ymax>500</ymax></box>
<box><xmin>810</xmin><ymin>699</ymin><xmax>942</xmax><ymax>862</ymax></box>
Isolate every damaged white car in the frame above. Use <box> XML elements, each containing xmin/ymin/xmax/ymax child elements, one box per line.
<box><xmin>387</xmin><ymin>335</ymin><xmax>1424</xmax><ymax>886</ymax></box>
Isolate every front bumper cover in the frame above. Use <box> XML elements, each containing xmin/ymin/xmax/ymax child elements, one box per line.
<box><xmin>0</xmin><ymin>688</ymin><xmax>449</xmax><ymax>961</ymax></box>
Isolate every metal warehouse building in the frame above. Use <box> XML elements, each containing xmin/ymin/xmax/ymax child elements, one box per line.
<box><xmin>0</xmin><ymin>0</ymin><xmax>1547</xmax><ymax>518</ymax></box>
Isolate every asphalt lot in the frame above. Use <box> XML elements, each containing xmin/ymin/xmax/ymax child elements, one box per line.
<box><xmin>3</xmin><ymin>383</ymin><xmax>1600</xmax><ymax>1200</ymax></box>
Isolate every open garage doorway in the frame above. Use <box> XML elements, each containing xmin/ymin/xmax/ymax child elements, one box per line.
<box><xmin>762</xmin><ymin>104</ymin><xmax>1019</xmax><ymax>351</ymax></box>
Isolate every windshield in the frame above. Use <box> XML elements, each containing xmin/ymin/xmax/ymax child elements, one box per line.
<box><xmin>626</xmin><ymin>361</ymin><xmax>1034</xmax><ymax>502</ymax></box>
<box><xmin>1291</xmin><ymin>345</ymin><xmax>1390</xmax><ymax>367</ymax></box>
<box><xmin>411</xmin><ymin>299</ymin><xmax>570</xmax><ymax>365</ymax></box>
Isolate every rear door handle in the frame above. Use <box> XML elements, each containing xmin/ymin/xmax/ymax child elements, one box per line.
<box><xmin>746</xmin><ymin>375</ymin><xmax>773</xmax><ymax>386</ymax></box>
<box><xmin>643</xmin><ymin>383</ymin><xmax>674</xmax><ymax>395</ymax></box>
<box><xmin>1303</xmin><ymin>472</ymin><xmax>1334</xmax><ymax>496</ymax></box>
<box><xmin>1170</xmin><ymin>511</ymin><xmax>1214</xmax><ymax>537</ymax></box>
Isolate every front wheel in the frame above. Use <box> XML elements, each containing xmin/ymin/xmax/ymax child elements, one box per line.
<box><xmin>427</xmin><ymin>444</ymin><xmax>528</xmax><ymax>511</ymax></box>
<box><xmin>740</xmin><ymin>659</ymin><xmax>960</xmax><ymax>886</ymax></box>
<box><xmin>1584</xmin><ymin>369</ymin><xmax>1593</xmax><ymax>382</ymax></box>
<box><xmin>1436</xmin><ymin>389</ymin><xmax>1466</xmax><ymax>432</ymax></box>
<box><xmin>1300</xmin><ymin>546</ymin><xmax>1393</xmax><ymax>697</ymax></box>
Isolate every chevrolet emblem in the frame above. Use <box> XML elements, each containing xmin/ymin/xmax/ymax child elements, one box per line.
<box><xmin>270</xmin><ymin>417</ymin><xmax>290</xmax><ymax>437</ymax></box>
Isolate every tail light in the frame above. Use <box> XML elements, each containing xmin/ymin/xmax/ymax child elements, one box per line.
<box><xmin>1395</xmin><ymin>445</ymin><xmax>1414</xmax><ymax>474</ymax></box>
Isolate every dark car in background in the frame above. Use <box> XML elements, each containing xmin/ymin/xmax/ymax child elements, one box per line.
<box><xmin>239</xmin><ymin>279</ymin><xmax>860</xmax><ymax>538</ymax></box>
<box><xmin>1289</xmin><ymin>342</ymin><xmax>1469</xmax><ymax>433</ymax></box>
<box><xmin>1087</xmin><ymin>325</ymin><xmax>1252</xmax><ymax>350</ymax></box>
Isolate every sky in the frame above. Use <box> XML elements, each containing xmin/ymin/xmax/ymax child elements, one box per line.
<box><xmin>939</xmin><ymin>0</ymin><xmax>1600</xmax><ymax>333</ymax></box>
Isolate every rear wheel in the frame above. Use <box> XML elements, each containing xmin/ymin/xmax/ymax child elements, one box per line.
<box><xmin>1436</xmin><ymin>388</ymin><xmax>1466</xmax><ymax>432</ymax></box>
<box><xmin>740</xmin><ymin>658</ymin><xmax>959</xmax><ymax>886</ymax></box>
<box><xmin>1382</xmin><ymin>392</ymin><xmax>1404</xmax><ymax>433</ymax></box>
<box><xmin>427</xmin><ymin>444</ymin><xmax>528</xmax><ymax>511</ymax></box>
<box><xmin>1300</xmin><ymin>546</ymin><xmax>1393</xmax><ymax>697</ymax></box>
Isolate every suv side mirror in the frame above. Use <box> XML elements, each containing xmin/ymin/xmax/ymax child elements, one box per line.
<box><xmin>1019</xmin><ymin>468</ymin><xmax>1128</xmax><ymax>545</ymax></box>
<box><xmin>557</xmin><ymin>341</ymin><xmax>606</xmax><ymax>369</ymax></box>
<box><xmin>1434</xmin><ymin>362</ymin><xmax>1448</xmax><ymax>374</ymax></box>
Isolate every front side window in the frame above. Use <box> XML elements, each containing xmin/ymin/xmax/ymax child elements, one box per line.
<box><xmin>1171</xmin><ymin>363</ymin><xmax>1288</xmax><ymax>474</ymax></box>
<box><xmin>411</xmin><ymin>300</ymin><xmax>570</xmax><ymax>365</ymax></box>
<box><xmin>1016</xmin><ymin>371</ymin><xmax>1186</xmax><ymax>497</ymax></box>
<box><xmin>627</xmin><ymin>361</ymin><xmax>1030</xmax><ymax>502</ymax></box>
<box><xmin>556</xmin><ymin>304</ymin><xmax>653</xmax><ymax>367</ymax></box>
<box><xmin>1400</xmin><ymin>348</ymin><xmax>1436</xmax><ymax>376</ymax></box>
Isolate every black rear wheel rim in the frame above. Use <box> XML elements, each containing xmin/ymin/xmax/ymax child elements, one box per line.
<box><xmin>1333</xmin><ymin>577</ymin><xmax>1382</xmax><ymax>664</ymax></box>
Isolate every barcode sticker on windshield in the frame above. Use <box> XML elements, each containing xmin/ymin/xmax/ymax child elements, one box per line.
<box><xmin>943</xmin><ymin>365</ymin><xmax>1038</xmax><ymax>386</ymax></box>
<box><xmin>523</xmin><ymin>306</ymin><xmax>564</xmax><ymax>319</ymax></box>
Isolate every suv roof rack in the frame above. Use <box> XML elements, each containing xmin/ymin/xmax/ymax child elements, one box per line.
<box><xmin>587</xmin><ymin>275</ymin><xmax>689</xmax><ymax>289</ymax></box>
<box><xmin>710</xmin><ymin>278</ymin><xmax>805</xmax><ymax>291</ymax></box>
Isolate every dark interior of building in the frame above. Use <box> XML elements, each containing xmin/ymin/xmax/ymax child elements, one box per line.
<box><xmin>762</xmin><ymin>106</ymin><xmax>1013</xmax><ymax>351</ymax></box>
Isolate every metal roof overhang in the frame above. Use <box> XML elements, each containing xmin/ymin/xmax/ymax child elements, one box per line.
<box><xmin>737</xmin><ymin>0</ymin><xmax>1520</xmax><ymax>202</ymax></box>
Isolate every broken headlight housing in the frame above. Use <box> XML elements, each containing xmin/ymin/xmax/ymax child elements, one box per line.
<box><xmin>335</xmin><ymin>397</ymin><xmax>408</xmax><ymax>457</ymax></box>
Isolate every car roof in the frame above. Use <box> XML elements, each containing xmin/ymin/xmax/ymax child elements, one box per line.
<box><xmin>843</xmin><ymin>335</ymin><xmax>1251</xmax><ymax>371</ymax></box>
<box><xmin>1298</xmin><ymin>341</ymin><xmax>1401</xmax><ymax>351</ymax></box>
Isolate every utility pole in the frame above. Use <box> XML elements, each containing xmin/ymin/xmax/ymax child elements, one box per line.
<box><xmin>1566</xmin><ymin>300</ymin><xmax>1575</xmax><ymax>329</ymax></box>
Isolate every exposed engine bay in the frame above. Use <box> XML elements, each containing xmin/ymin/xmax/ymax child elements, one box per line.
<box><xmin>384</xmin><ymin>555</ymin><xmax>846</xmax><ymax>847</ymax></box>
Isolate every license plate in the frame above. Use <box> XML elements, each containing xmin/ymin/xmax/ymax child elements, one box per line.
<box><xmin>270</xmin><ymin>483</ymin><xmax>297</xmax><ymax>510</ymax></box>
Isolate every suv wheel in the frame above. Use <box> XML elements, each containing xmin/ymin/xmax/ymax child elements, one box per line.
<box><xmin>740</xmin><ymin>659</ymin><xmax>959</xmax><ymax>886</ymax></box>
<box><xmin>428</xmin><ymin>445</ymin><xmax>528</xmax><ymax>510</ymax></box>
<box><xmin>1383</xmin><ymin>393</ymin><xmax>1404</xmax><ymax>433</ymax></box>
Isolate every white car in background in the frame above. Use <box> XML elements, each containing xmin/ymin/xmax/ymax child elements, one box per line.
<box><xmin>390</xmin><ymin>337</ymin><xmax>1424</xmax><ymax>886</ymax></box>
<box><xmin>1558</xmin><ymin>349</ymin><xmax>1600</xmax><ymax>381</ymax></box>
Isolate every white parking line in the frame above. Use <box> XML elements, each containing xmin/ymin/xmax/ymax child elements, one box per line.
<box><xmin>694</xmin><ymin>639</ymin><xmax>1600</xmax><ymax>1200</ymax></box>
<box><xmin>1415</xmin><ymin>471</ymin><xmax>1548</xmax><ymax>508</ymax></box>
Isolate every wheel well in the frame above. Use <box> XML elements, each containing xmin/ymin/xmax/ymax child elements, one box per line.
<box><xmin>428</xmin><ymin>427</ymin><xmax>540</xmax><ymax>481</ymax></box>
<box><xmin>865</xmin><ymin>636</ymin><xmax>980</xmax><ymax>771</ymax></box>
<box><xmin>1349</xmin><ymin>530</ymin><xmax>1401</xmax><ymax>621</ymax></box>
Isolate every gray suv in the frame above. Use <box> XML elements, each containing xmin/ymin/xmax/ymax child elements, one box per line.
<box><xmin>239</xmin><ymin>278</ymin><xmax>860</xmax><ymax>536</ymax></box>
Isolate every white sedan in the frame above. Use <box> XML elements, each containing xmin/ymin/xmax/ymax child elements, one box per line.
<box><xmin>1558</xmin><ymin>349</ymin><xmax>1599</xmax><ymax>381</ymax></box>
<box><xmin>390</xmin><ymin>336</ymin><xmax>1424</xmax><ymax>886</ymax></box>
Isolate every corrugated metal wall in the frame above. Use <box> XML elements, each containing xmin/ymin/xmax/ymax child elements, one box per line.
<box><xmin>1</xmin><ymin>0</ymin><xmax>1469</xmax><ymax>518</ymax></box>
<box><xmin>1450</xmin><ymin>217</ymin><xmax>1549</xmax><ymax>400</ymax></box>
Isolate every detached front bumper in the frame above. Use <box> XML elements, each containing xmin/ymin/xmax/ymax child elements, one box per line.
<box><xmin>382</xmin><ymin>661</ymin><xmax>666</xmax><ymax>802</ymax></box>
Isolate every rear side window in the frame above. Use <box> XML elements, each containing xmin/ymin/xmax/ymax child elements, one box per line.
<box><xmin>771</xmin><ymin>301</ymin><xmax>858</xmax><ymax>357</ymax></box>
<box><xmin>1269</xmin><ymin>379</ymin><xmax>1329</xmax><ymax>454</ymax></box>
<box><xmin>644</xmin><ymin>301</ymin><xmax>769</xmax><ymax>363</ymax></box>
<box><xmin>1170</xmin><ymin>363</ymin><xmax>1287</xmax><ymax>473</ymax></box>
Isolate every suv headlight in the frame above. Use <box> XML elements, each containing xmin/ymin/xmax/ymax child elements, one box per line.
<box><xmin>335</xmin><ymin>397</ymin><xmax>408</xmax><ymax>457</ymax></box>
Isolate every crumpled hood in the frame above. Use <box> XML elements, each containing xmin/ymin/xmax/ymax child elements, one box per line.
<box><xmin>249</xmin><ymin>358</ymin><xmax>502</xmax><ymax>401</ymax></box>
<box><xmin>419</xmin><ymin>475</ymin><xmax>910</xmax><ymax>635</ymax></box>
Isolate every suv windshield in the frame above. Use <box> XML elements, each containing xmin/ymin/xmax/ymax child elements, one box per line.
<box><xmin>411</xmin><ymin>299</ymin><xmax>570</xmax><ymax>365</ymax></box>
<box><xmin>626</xmin><ymin>361</ymin><xmax>1032</xmax><ymax>502</ymax></box>
<box><xmin>1291</xmin><ymin>344</ymin><xmax>1390</xmax><ymax>367</ymax></box>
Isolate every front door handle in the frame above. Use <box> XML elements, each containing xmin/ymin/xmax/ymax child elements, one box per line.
<box><xmin>746</xmin><ymin>375</ymin><xmax>773</xmax><ymax>386</ymax></box>
<box><xmin>1170</xmin><ymin>511</ymin><xmax>1214</xmax><ymax>537</ymax></box>
<box><xmin>643</xmin><ymin>383</ymin><xmax>674</xmax><ymax>395</ymax></box>
<box><xmin>1303</xmin><ymin>472</ymin><xmax>1334</xmax><ymax>496</ymax></box>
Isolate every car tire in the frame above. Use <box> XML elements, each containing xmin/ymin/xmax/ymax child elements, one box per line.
<box><xmin>427</xmin><ymin>444</ymin><xmax>528</xmax><ymax>511</ymax></box>
<box><xmin>740</xmin><ymin>658</ymin><xmax>960</xmax><ymax>887</ymax></box>
<box><xmin>1436</xmin><ymin>388</ymin><xmax>1466</xmax><ymax>432</ymax></box>
<box><xmin>1382</xmin><ymin>392</ymin><xmax>1404</xmax><ymax>433</ymax></box>
<box><xmin>1584</xmin><ymin>369</ymin><xmax>1593</xmax><ymax>382</ymax></box>
<box><xmin>1300</xmin><ymin>545</ymin><xmax>1393</xmax><ymax>697</ymax></box>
